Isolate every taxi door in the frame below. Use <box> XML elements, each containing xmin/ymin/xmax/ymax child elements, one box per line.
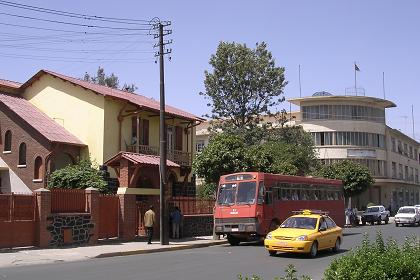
<box><xmin>317</xmin><ymin>218</ymin><xmax>330</xmax><ymax>250</ymax></box>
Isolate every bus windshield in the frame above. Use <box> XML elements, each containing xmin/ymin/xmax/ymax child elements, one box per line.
<box><xmin>217</xmin><ymin>181</ymin><xmax>257</xmax><ymax>205</ymax></box>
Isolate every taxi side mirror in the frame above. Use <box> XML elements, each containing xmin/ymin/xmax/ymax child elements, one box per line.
<box><xmin>319</xmin><ymin>225</ymin><xmax>327</xmax><ymax>232</ymax></box>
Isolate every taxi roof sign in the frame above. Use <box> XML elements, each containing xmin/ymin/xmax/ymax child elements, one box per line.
<box><xmin>292</xmin><ymin>209</ymin><xmax>329</xmax><ymax>215</ymax></box>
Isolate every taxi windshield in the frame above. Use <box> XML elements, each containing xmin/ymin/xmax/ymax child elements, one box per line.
<box><xmin>217</xmin><ymin>181</ymin><xmax>256</xmax><ymax>205</ymax></box>
<box><xmin>280</xmin><ymin>217</ymin><xmax>318</xmax><ymax>229</ymax></box>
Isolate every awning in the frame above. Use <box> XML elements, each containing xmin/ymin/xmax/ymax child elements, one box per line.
<box><xmin>104</xmin><ymin>151</ymin><xmax>180</xmax><ymax>168</ymax></box>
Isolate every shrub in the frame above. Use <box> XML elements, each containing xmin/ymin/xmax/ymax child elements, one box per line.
<box><xmin>324</xmin><ymin>232</ymin><xmax>420</xmax><ymax>280</ymax></box>
<box><xmin>197</xmin><ymin>182</ymin><xmax>217</xmax><ymax>199</ymax></box>
<box><xmin>48</xmin><ymin>159</ymin><xmax>109</xmax><ymax>193</ymax></box>
<box><xmin>237</xmin><ymin>264</ymin><xmax>311</xmax><ymax>280</ymax></box>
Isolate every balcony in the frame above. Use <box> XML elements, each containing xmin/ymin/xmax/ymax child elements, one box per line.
<box><xmin>126</xmin><ymin>144</ymin><xmax>192</xmax><ymax>167</ymax></box>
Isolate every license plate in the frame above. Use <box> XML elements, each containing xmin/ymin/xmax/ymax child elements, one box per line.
<box><xmin>231</xmin><ymin>228</ymin><xmax>239</xmax><ymax>232</ymax></box>
<box><xmin>277</xmin><ymin>241</ymin><xmax>287</xmax><ymax>246</ymax></box>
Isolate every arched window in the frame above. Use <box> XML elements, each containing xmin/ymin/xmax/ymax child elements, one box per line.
<box><xmin>34</xmin><ymin>156</ymin><xmax>43</xmax><ymax>180</ymax></box>
<box><xmin>18</xmin><ymin>143</ymin><xmax>26</xmax><ymax>165</ymax></box>
<box><xmin>4</xmin><ymin>130</ymin><xmax>11</xmax><ymax>151</ymax></box>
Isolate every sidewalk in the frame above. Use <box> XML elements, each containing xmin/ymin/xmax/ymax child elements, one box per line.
<box><xmin>0</xmin><ymin>236</ymin><xmax>227</xmax><ymax>268</ymax></box>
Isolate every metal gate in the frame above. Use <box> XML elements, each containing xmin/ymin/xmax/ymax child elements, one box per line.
<box><xmin>0</xmin><ymin>194</ymin><xmax>37</xmax><ymax>249</ymax></box>
<box><xmin>98</xmin><ymin>194</ymin><xmax>119</xmax><ymax>239</ymax></box>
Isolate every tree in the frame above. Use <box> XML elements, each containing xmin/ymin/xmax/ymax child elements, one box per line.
<box><xmin>47</xmin><ymin>159</ymin><xmax>109</xmax><ymax>193</ymax></box>
<box><xmin>192</xmin><ymin>133</ymin><xmax>249</xmax><ymax>186</ymax></box>
<box><xmin>83</xmin><ymin>67</ymin><xmax>138</xmax><ymax>93</ymax></box>
<box><xmin>201</xmin><ymin>41</ymin><xmax>287</xmax><ymax>130</ymax></box>
<box><xmin>193</xmin><ymin>127</ymin><xmax>319</xmax><ymax>192</ymax></box>
<box><xmin>315</xmin><ymin>160</ymin><xmax>374</xmax><ymax>206</ymax></box>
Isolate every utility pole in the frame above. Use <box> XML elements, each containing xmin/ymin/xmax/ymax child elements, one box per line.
<box><xmin>153</xmin><ymin>20</ymin><xmax>172</xmax><ymax>245</ymax></box>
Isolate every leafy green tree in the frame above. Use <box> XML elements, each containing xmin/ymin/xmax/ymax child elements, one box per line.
<box><xmin>201</xmin><ymin>41</ymin><xmax>287</xmax><ymax>130</ymax></box>
<box><xmin>83</xmin><ymin>67</ymin><xmax>138</xmax><ymax>93</ymax></box>
<box><xmin>192</xmin><ymin>133</ymin><xmax>249</xmax><ymax>185</ymax></box>
<box><xmin>314</xmin><ymin>160</ymin><xmax>374</xmax><ymax>206</ymax></box>
<box><xmin>47</xmin><ymin>159</ymin><xmax>109</xmax><ymax>193</ymax></box>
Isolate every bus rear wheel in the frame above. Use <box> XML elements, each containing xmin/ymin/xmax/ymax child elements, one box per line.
<box><xmin>227</xmin><ymin>234</ymin><xmax>240</xmax><ymax>246</ymax></box>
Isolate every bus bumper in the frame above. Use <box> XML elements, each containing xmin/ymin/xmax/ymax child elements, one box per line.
<box><xmin>264</xmin><ymin>239</ymin><xmax>312</xmax><ymax>254</ymax></box>
<box><xmin>214</xmin><ymin>219</ymin><xmax>259</xmax><ymax>235</ymax></box>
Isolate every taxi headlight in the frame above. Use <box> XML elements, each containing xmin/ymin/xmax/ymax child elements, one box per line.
<box><xmin>295</xmin><ymin>235</ymin><xmax>308</xmax><ymax>241</ymax></box>
<box><xmin>265</xmin><ymin>233</ymin><xmax>273</xmax><ymax>240</ymax></box>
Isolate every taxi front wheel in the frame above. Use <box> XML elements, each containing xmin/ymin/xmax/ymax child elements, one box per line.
<box><xmin>268</xmin><ymin>250</ymin><xmax>277</xmax><ymax>256</ymax></box>
<box><xmin>309</xmin><ymin>241</ymin><xmax>318</xmax><ymax>258</ymax></box>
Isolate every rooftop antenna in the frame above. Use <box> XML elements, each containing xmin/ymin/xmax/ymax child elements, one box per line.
<box><xmin>412</xmin><ymin>105</ymin><xmax>415</xmax><ymax>140</ymax></box>
<box><xmin>382</xmin><ymin>72</ymin><xmax>386</xmax><ymax>99</ymax></box>
<box><xmin>298</xmin><ymin>64</ymin><xmax>302</xmax><ymax>97</ymax></box>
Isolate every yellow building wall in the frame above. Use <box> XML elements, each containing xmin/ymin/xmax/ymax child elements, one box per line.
<box><xmin>22</xmin><ymin>75</ymin><xmax>105</xmax><ymax>163</ymax></box>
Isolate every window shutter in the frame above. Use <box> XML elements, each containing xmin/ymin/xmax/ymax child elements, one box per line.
<box><xmin>175</xmin><ymin>126</ymin><xmax>183</xmax><ymax>150</ymax></box>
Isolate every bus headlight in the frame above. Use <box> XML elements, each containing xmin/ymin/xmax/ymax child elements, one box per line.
<box><xmin>265</xmin><ymin>233</ymin><xmax>273</xmax><ymax>240</ymax></box>
<box><xmin>295</xmin><ymin>235</ymin><xmax>308</xmax><ymax>241</ymax></box>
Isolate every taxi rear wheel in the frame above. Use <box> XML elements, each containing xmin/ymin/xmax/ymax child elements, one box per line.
<box><xmin>332</xmin><ymin>238</ymin><xmax>341</xmax><ymax>253</ymax></box>
<box><xmin>309</xmin><ymin>241</ymin><xmax>318</xmax><ymax>258</ymax></box>
<box><xmin>268</xmin><ymin>250</ymin><xmax>277</xmax><ymax>256</ymax></box>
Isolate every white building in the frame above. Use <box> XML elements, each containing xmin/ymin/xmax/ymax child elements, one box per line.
<box><xmin>289</xmin><ymin>92</ymin><xmax>420</xmax><ymax>211</ymax></box>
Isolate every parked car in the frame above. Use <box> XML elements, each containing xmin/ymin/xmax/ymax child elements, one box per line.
<box><xmin>395</xmin><ymin>206</ymin><xmax>420</xmax><ymax>227</ymax></box>
<box><xmin>361</xmin><ymin>205</ymin><xmax>389</xmax><ymax>225</ymax></box>
<box><xmin>264</xmin><ymin>209</ymin><xmax>343</xmax><ymax>258</ymax></box>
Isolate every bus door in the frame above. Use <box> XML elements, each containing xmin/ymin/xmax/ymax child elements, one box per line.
<box><xmin>260</xmin><ymin>181</ymin><xmax>274</xmax><ymax>232</ymax></box>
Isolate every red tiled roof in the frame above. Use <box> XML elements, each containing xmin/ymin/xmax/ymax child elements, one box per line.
<box><xmin>0</xmin><ymin>92</ymin><xmax>85</xmax><ymax>146</ymax></box>
<box><xmin>105</xmin><ymin>152</ymin><xmax>179</xmax><ymax>168</ymax></box>
<box><xmin>0</xmin><ymin>79</ymin><xmax>21</xmax><ymax>89</ymax></box>
<box><xmin>21</xmin><ymin>70</ymin><xmax>203</xmax><ymax>122</ymax></box>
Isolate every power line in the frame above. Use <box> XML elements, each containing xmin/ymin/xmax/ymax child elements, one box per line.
<box><xmin>0</xmin><ymin>44</ymin><xmax>154</xmax><ymax>53</ymax></box>
<box><xmin>0</xmin><ymin>11</ymin><xmax>152</xmax><ymax>31</ymax></box>
<box><xmin>0</xmin><ymin>0</ymin><xmax>152</xmax><ymax>24</ymax></box>
<box><xmin>0</xmin><ymin>22</ymin><xmax>150</xmax><ymax>35</ymax></box>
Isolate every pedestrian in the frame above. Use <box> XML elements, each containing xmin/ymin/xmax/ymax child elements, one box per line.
<box><xmin>144</xmin><ymin>205</ymin><xmax>155</xmax><ymax>244</ymax></box>
<box><xmin>170</xmin><ymin>206</ymin><xmax>182</xmax><ymax>239</ymax></box>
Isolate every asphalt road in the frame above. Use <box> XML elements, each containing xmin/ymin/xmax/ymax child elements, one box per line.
<box><xmin>1</xmin><ymin>223</ymin><xmax>419</xmax><ymax>280</ymax></box>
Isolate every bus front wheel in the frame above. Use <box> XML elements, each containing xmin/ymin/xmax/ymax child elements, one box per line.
<box><xmin>227</xmin><ymin>234</ymin><xmax>240</xmax><ymax>246</ymax></box>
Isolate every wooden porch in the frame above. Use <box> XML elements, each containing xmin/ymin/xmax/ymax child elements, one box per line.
<box><xmin>126</xmin><ymin>144</ymin><xmax>192</xmax><ymax>167</ymax></box>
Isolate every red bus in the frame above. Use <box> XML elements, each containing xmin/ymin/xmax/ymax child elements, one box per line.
<box><xmin>213</xmin><ymin>172</ymin><xmax>345</xmax><ymax>245</ymax></box>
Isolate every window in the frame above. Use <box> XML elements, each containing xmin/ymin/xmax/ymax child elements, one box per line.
<box><xmin>34</xmin><ymin>156</ymin><xmax>43</xmax><ymax>180</ymax></box>
<box><xmin>391</xmin><ymin>137</ymin><xmax>396</xmax><ymax>152</ymax></box>
<box><xmin>196</xmin><ymin>140</ymin><xmax>205</xmax><ymax>153</ymax></box>
<box><xmin>4</xmin><ymin>130</ymin><xmax>11</xmax><ymax>151</ymax></box>
<box><xmin>416</xmin><ymin>169</ymin><xmax>419</xmax><ymax>183</ymax></box>
<box><xmin>131</xmin><ymin>116</ymin><xmax>139</xmax><ymax>145</ymax></box>
<box><xmin>391</xmin><ymin>162</ymin><xmax>397</xmax><ymax>179</ymax></box>
<box><xmin>141</xmin><ymin>119</ymin><xmax>149</xmax><ymax>145</ymax></box>
<box><xmin>18</xmin><ymin>143</ymin><xmax>26</xmax><ymax>165</ymax></box>
<box><xmin>409</xmin><ymin>146</ymin><xmax>413</xmax><ymax>159</ymax></box>
<box><xmin>175</xmin><ymin>126</ymin><xmax>183</xmax><ymax>151</ymax></box>
<box><xmin>325</xmin><ymin>217</ymin><xmax>337</xmax><ymax>229</ymax></box>
<box><xmin>405</xmin><ymin>166</ymin><xmax>409</xmax><ymax>181</ymax></box>
<box><xmin>399</xmin><ymin>164</ymin><xmax>403</xmax><ymax>179</ymax></box>
<box><xmin>404</xmin><ymin>143</ymin><xmax>408</xmax><ymax>156</ymax></box>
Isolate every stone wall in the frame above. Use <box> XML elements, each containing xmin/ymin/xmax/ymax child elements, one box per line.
<box><xmin>47</xmin><ymin>214</ymin><xmax>93</xmax><ymax>246</ymax></box>
<box><xmin>182</xmin><ymin>214</ymin><xmax>213</xmax><ymax>237</ymax></box>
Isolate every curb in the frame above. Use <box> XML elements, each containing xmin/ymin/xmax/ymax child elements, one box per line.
<box><xmin>95</xmin><ymin>240</ymin><xmax>228</xmax><ymax>258</ymax></box>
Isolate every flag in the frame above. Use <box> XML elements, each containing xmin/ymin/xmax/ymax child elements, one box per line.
<box><xmin>355</xmin><ymin>63</ymin><xmax>360</xmax><ymax>72</ymax></box>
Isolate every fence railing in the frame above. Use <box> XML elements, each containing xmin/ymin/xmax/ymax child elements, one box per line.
<box><xmin>51</xmin><ymin>189</ymin><xmax>87</xmax><ymax>213</ymax></box>
<box><xmin>126</xmin><ymin>144</ymin><xmax>192</xmax><ymax>166</ymax></box>
<box><xmin>0</xmin><ymin>194</ymin><xmax>36</xmax><ymax>221</ymax></box>
<box><xmin>169</xmin><ymin>197</ymin><xmax>215</xmax><ymax>215</ymax></box>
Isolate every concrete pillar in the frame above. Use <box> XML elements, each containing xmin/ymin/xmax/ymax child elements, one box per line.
<box><xmin>35</xmin><ymin>188</ymin><xmax>51</xmax><ymax>248</ymax></box>
<box><xmin>118</xmin><ymin>194</ymin><xmax>136</xmax><ymax>241</ymax></box>
<box><xmin>85</xmin><ymin>187</ymin><xmax>100</xmax><ymax>245</ymax></box>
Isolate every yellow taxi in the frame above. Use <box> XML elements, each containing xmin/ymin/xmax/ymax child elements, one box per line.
<box><xmin>264</xmin><ymin>210</ymin><xmax>343</xmax><ymax>257</ymax></box>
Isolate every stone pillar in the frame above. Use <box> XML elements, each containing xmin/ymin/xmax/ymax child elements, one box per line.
<box><xmin>118</xmin><ymin>194</ymin><xmax>136</xmax><ymax>241</ymax></box>
<box><xmin>35</xmin><ymin>188</ymin><xmax>51</xmax><ymax>248</ymax></box>
<box><xmin>85</xmin><ymin>187</ymin><xmax>100</xmax><ymax>245</ymax></box>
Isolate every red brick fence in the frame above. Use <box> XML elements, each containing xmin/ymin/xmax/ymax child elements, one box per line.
<box><xmin>0</xmin><ymin>188</ymin><xmax>215</xmax><ymax>249</ymax></box>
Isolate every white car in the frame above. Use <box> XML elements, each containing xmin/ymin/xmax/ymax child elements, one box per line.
<box><xmin>395</xmin><ymin>206</ymin><xmax>420</xmax><ymax>227</ymax></box>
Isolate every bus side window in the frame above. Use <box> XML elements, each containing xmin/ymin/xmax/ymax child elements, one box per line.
<box><xmin>258</xmin><ymin>181</ymin><xmax>265</xmax><ymax>204</ymax></box>
<box><xmin>265</xmin><ymin>191</ymin><xmax>273</xmax><ymax>205</ymax></box>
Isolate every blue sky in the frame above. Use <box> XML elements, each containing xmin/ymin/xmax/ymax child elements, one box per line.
<box><xmin>1</xmin><ymin>0</ymin><xmax>420</xmax><ymax>139</ymax></box>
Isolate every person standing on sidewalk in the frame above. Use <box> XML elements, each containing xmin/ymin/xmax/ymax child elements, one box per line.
<box><xmin>144</xmin><ymin>205</ymin><xmax>155</xmax><ymax>244</ymax></box>
<box><xmin>170</xmin><ymin>206</ymin><xmax>182</xmax><ymax>239</ymax></box>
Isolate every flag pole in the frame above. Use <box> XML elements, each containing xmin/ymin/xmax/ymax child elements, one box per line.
<box><xmin>354</xmin><ymin>61</ymin><xmax>357</xmax><ymax>96</ymax></box>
